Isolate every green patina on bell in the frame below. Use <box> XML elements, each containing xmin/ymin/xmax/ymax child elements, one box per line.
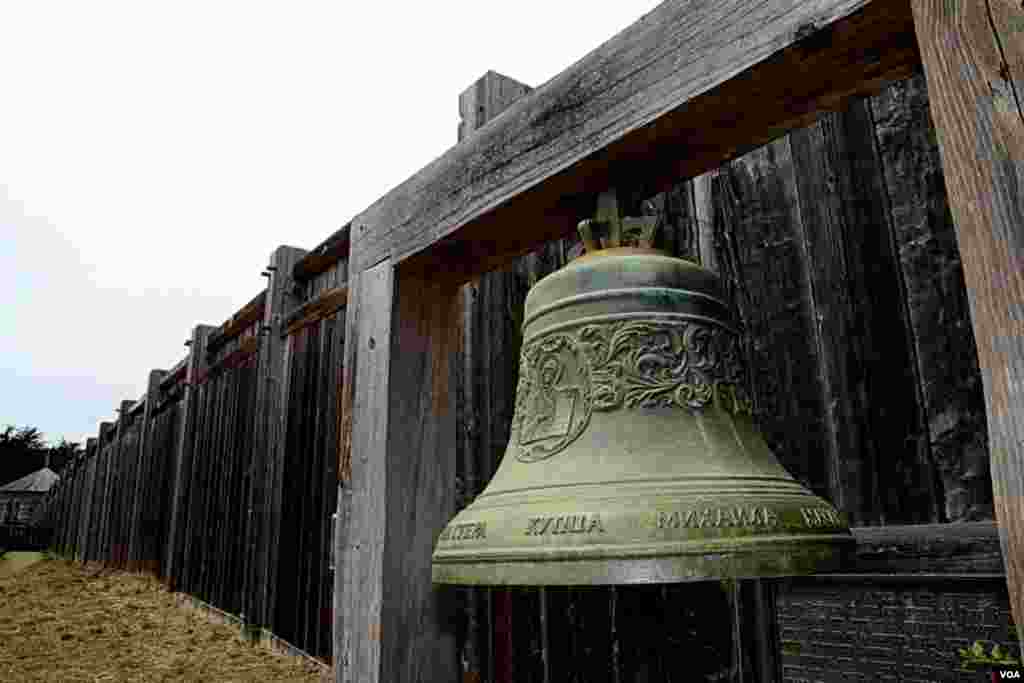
<box><xmin>433</xmin><ymin>192</ymin><xmax>854</xmax><ymax>585</ymax></box>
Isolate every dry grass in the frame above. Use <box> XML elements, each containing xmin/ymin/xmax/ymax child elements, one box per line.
<box><xmin>0</xmin><ymin>555</ymin><xmax>328</xmax><ymax>682</ymax></box>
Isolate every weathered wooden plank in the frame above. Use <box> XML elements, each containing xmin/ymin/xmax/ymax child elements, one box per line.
<box><xmin>165</xmin><ymin>324</ymin><xmax>215</xmax><ymax>588</ymax></box>
<box><xmin>339</xmin><ymin>260</ymin><xmax>393</xmax><ymax>682</ymax></box>
<box><xmin>351</xmin><ymin>0</ymin><xmax>921</xmax><ymax>278</ymax></box>
<box><xmin>846</xmin><ymin>521</ymin><xmax>1005</xmax><ymax>575</ymax></box>
<box><xmin>339</xmin><ymin>261</ymin><xmax>461</xmax><ymax>683</ymax></box>
<box><xmin>789</xmin><ymin>98</ymin><xmax>937</xmax><ymax>525</ymax></box>
<box><xmin>283</xmin><ymin>286</ymin><xmax>349</xmax><ymax>337</ymax></box>
<box><xmin>294</xmin><ymin>225</ymin><xmax>351</xmax><ymax>283</ymax></box>
<box><xmin>250</xmin><ymin>245</ymin><xmax>306</xmax><ymax>634</ymax></box>
<box><xmin>195</xmin><ymin>335</ymin><xmax>260</xmax><ymax>384</ymax></box>
<box><xmin>129</xmin><ymin>371</ymin><xmax>164</xmax><ymax>571</ymax></box>
<box><xmin>910</xmin><ymin>0</ymin><xmax>1024</xmax><ymax>647</ymax></box>
<box><xmin>159</xmin><ymin>356</ymin><xmax>189</xmax><ymax>391</ymax></box>
<box><xmin>206</xmin><ymin>290</ymin><xmax>267</xmax><ymax>355</ymax></box>
<box><xmin>458</xmin><ymin>70</ymin><xmax>532</xmax><ymax>142</ymax></box>
<box><xmin>869</xmin><ymin>73</ymin><xmax>990</xmax><ymax>524</ymax></box>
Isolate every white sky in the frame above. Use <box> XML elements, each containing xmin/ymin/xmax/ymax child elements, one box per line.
<box><xmin>1</xmin><ymin>0</ymin><xmax>663</xmax><ymax>447</ymax></box>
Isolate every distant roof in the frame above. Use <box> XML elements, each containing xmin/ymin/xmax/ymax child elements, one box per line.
<box><xmin>0</xmin><ymin>467</ymin><xmax>59</xmax><ymax>493</ymax></box>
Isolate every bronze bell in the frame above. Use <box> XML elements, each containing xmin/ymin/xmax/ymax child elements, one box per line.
<box><xmin>433</xmin><ymin>192</ymin><xmax>853</xmax><ymax>585</ymax></box>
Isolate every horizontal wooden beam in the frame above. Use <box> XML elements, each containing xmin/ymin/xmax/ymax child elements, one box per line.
<box><xmin>293</xmin><ymin>224</ymin><xmax>351</xmax><ymax>283</ymax></box>
<box><xmin>159</xmin><ymin>356</ymin><xmax>189</xmax><ymax>391</ymax></box>
<box><xmin>194</xmin><ymin>336</ymin><xmax>260</xmax><ymax>385</ymax></box>
<box><xmin>846</xmin><ymin>522</ymin><xmax>1006</xmax><ymax>575</ymax></box>
<box><xmin>206</xmin><ymin>290</ymin><xmax>267</xmax><ymax>355</ymax></box>
<box><xmin>350</xmin><ymin>0</ymin><xmax>920</xmax><ymax>279</ymax></box>
<box><xmin>283</xmin><ymin>286</ymin><xmax>348</xmax><ymax>337</ymax></box>
<box><xmin>126</xmin><ymin>397</ymin><xmax>147</xmax><ymax>418</ymax></box>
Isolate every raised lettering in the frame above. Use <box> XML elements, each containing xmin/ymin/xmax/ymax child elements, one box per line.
<box><xmin>440</xmin><ymin>522</ymin><xmax>486</xmax><ymax>541</ymax></box>
<box><xmin>658</xmin><ymin>511</ymin><xmax>680</xmax><ymax>529</ymax></box>
<box><xmin>660</xmin><ymin>507</ymin><xmax>781</xmax><ymax>530</ymax></box>
<box><xmin>525</xmin><ymin>514</ymin><xmax>604</xmax><ymax>536</ymax></box>
<box><xmin>799</xmin><ymin>507</ymin><xmax>841</xmax><ymax>528</ymax></box>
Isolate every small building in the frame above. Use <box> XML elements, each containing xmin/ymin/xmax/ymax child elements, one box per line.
<box><xmin>0</xmin><ymin>467</ymin><xmax>59</xmax><ymax>525</ymax></box>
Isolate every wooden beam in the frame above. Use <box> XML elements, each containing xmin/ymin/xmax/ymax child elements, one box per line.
<box><xmin>206</xmin><ymin>290</ymin><xmax>267</xmax><ymax>355</ymax></box>
<box><xmin>458</xmin><ymin>70</ymin><xmax>532</xmax><ymax>141</ymax></box>
<box><xmin>847</xmin><ymin>521</ymin><xmax>1006</xmax><ymax>575</ymax></box>
<box><xmin>159</xmin><ymin>356</ymin><xmax>189</xmax><ymax>391</ymax></box>
<box><xmin>350</xmin><ymin>0</ymin><xmax>921</xmax><ymax>278</ymax></box>
<box><xmin>194</xmin><ymin>336</ymin><xmax>260</xmax><ymax>384</ymax></box>
<box><xmin>249</xmin><ymin>245</ymin><xmax>307</xmax><ymax>635</ymax></box>
<box><xmin>293</xmin><ymin>225</ymin><xmax>351</xmax><ymax>283</ymax></box>
<box><xmin>337</xmin><ymin>261</ymin><xmax>460</xmax><ymax>682</ymax></box>
<box><xmin>283</xmin><ymin>286</ymin><xmax>349</xmax><ymax>337</ymax></box>
<box><xmin>909</xmin><ymin>0</ymin><xmax>1024</xmax><ymax>647</ymax></box>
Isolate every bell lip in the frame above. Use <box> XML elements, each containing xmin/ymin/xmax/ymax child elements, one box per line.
<box><xmin>431</xmin><ymin>537</ymin><xmax>856</xmax><ymax>586</ymax></box>
<box><xmin>571</xmin><ymin>246</ymin><xmax>673</xmax><ymax>263</ymax></box>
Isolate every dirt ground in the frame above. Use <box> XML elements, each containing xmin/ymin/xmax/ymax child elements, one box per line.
<box><xmin>0</xmin><ymin>555</ymin><xmax>328</xmax><ymax>682</ymax></box>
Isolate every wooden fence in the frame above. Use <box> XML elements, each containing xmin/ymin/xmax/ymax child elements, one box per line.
<box><xmin>43</xmin><ymin>249</ymin><xmax>344</xmax><ymax>664</ymax></box>
<box><xmin>40</xmin><ymin>1</ymin><xmax>1023</xmax><ymax>680</ymax></box>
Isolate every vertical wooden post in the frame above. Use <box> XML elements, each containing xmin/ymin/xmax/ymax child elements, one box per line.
<box><xmin>248</xmin><ymin>245</ymin><xmax>306</xmax><ymax>638</ymax></box>
<box><xmin>165</xmin><ymin>324</ymin><xmax>215</xmax><ymax>589</ymax></box>
<box><xmin>128</xmin><ymin>369</ymin><xmax>166</xmax><ymax>571</ymax></box>
<box><xmin>88</xmin><ymin>421</ymin><xmax>113</xmax><ymax>563</ymax></box>
<box><xmin>78</xmin><ymin>436</ymin><xmax>98</xmax><ymax>562</ymax></box>
<box><xmin>337</xmin><ymin>259</ymin><xmax>460</xmax><ymax>683</ymax></box>
<box><xmin>457</xmin><ymin>70</ymin><xmax>531</xmax><ymax>142</ymax></box>
<box><xmin>910</xmin><ymin>0</ymin><xmax>1024</xmax><ymax>646</ymax></box>
<box><xmin>110</xmin><ymin>399</ymin><xmax>135</xmax><ymax>566</ymax></box>
<box><xmin>457</xmin><ymin>70</ymin><xmax>532</xmax><ymax>683</ymax></box>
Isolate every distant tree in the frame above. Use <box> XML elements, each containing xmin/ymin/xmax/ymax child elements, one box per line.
<box><xmin>0</xmin><ymin>425</ymin><xmax>46</xmax><ymax>454</ymax></box>
<box><xmin>48</xmin><ymin>438</ymin><xmax>83</xmax><ymax>473</ymax></box>
<box><xmin>0</xmin><ymin>425</ymin><xmax>68</xmax><ymax>487</ymax></box>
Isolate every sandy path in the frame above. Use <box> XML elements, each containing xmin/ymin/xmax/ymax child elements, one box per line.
<box><xmin>0</xmin><ymin>556</ymin><xmax>327</xmax><ymax>682</ymax></box>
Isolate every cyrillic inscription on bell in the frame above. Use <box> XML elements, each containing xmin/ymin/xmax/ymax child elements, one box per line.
<box><xmin>433</xmin><ymin>192</ymin><xmax>854</xmax><ymax>586</ymax></box>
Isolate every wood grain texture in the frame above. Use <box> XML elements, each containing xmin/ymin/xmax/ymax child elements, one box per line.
<box><xmin>870</xmin><ymin>73</ymin><xmax>991</xmax><ymax>524</ymax></box>
<box><xmin>206</xmin><ymin>290</ymin><xmax>267</xmax><ymax>355</ymax></box>
<box><xmin>458</xmin><ymin>70</ymin><xmax>532</xmax><ymax>142</ymax></box>
<box><xmin>790</xmin><ymin>98</ymin><xmax>936</xmax><ymax>525</ymax></box>
<box><xmin>127</xmin><ymin>369</ymin><xmax>165</xmax><ymax>571</ymax></box>
<box><xmin>847</xmin><ymin>521</ymin><xmax>1006</xmax><ymax>575</ymax></box>
<box><xmin>382</xmin><ymin>268</ymin><xmax>460</xmax><ymax>683</ymax></box>
<box><xmin>339</xmin><ymin>260</ymin><xmax>392</xmax><ymax>683</ymax></box>
<box><xmin>338</xmin><ymin>261</ymin><xmax>460</xmax><ymax>683</ymax></box>
<box><xmin>250</xmin><ymin>245</ymin><xmax>306</xmax><ymax>634</ymax></box>
<box><xmin>165</xmin><ymin>324</ymin><xmax>215</xmax><ymax>589</ymax></box>
<box><xmin>351</xmin><ymin>0</ymin><xmax>921</xmax><ymax>278</ymax></box>
<box><xmin>284</xmin><ymin>286</ymin><xmax>348</xmax><ymax>337</ymax></box>
<box><xmin>910</xmin><ymin>0</ymin><xmax>1024</xmax><ymax>647</ymax></box>
<box><xmin>293</xmin><ymin>225</ymin><xmax>350</xmax><ymax>283</ymax></box>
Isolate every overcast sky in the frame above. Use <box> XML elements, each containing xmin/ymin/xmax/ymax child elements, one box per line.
<box><xmin>2</xmin><ymin>1</ymin><xmax>663</xmax><ymax>447</ymax></box>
